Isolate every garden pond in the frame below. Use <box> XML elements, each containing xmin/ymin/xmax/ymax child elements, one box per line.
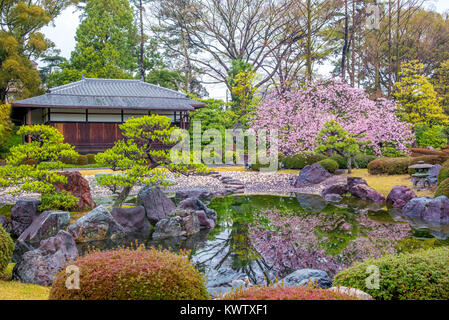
<box><xmin>78</xmin><ymin>194</ymin><xmax>449</xmax><ymax>293</ymax></box>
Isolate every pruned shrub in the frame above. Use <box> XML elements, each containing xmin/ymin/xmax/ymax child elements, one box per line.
<box><xmin>220</xmin><ymin>285</ymin><xmax>357</xmax><ymax>300</ymax></box>
<box><xmin>40</xmin><ymin>191</ymin><xmax>79</xmax><ymax>211</ymax></box>
<box><xmin>410</xmin><ymin>148</ymin><xmax>448</xmax><ymax>157</ymax></box>
<box><xmin>330</xmin><ymin>154</ymin><xmax>347</xmax><ymax>169</ymax></box>
<box><xmin>282</xmin><ymin>152</ymin><xmax>327</xmax><ymax>170</ymax></box>
<box><xmin>49</xmin><ymin>246</ymin><xmax>209</xmax><ymax>300</ymax></box>
<box><xmin>86</xmin><ymin>154</ymin><xmax>96</xmax><ymax>165</ymax></box>
<box><xmin>437</xmin><ymin>160</ymin><xmax>449</xmax><ymax>185</ymax></box>
<box><xmin>0</xmin><ymin>225</ymin><xmax>14</xmax><ymax>275</ymax></box>
<box><xmin>76</xmin><ymin>155</ymin><xmax>88</xmax><ymax>166</ymax></box>
<box><xmin>368</xmin><ymin>155</ymin><xmax>448</xmax><ymax>175</ymax></box>
<box><xmin>317</xmin><ymin>159</ymin><xmax>339</xmax><ymax>173</ymax></box>
<box><xmin>333</xmin><ymin>247</ymin><xmax>449</xmax><ymax>300</ymax></box>
<box><xmin>354</xmin><ymin>154</ymin><xmax>378</xmax><ymax>168</ymax></box>
<box><xmin>435</xmin><ymin>178</ymin><xmax>449</xmax><ymax>198</ymax></box>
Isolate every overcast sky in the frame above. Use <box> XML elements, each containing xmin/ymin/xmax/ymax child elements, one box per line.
<box><xmin>41</xmin><ymin>0</ymin><xmax>449</xmax><ymax>100</ymax></box>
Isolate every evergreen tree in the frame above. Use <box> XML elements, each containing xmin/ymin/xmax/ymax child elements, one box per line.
<box><xmin>48</xmin><ymin>0</ymin><xmax>138</xmax><ymax>86</ymax></box>
<box><xmin>394</xmin><ymin>60</ymin><xmax>448</xmax><ymax>127</ymax></box>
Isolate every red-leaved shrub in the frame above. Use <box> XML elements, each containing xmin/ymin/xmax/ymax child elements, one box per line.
<box><xmin>49</xmin><ymin>246</ymin><xmax>209</xmax><ymax>300</ymax></box>
<box><xmin>220</xmin><ymin>285</ymin><xmax>358</xmax><ymax>300</ymax></box>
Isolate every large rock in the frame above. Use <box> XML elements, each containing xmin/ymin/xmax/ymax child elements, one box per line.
<box><xmin>321</xmin><ymin>179</ymin><xmax>349</xmax><ymax>196</ymax></box>
<box><xmin>54</xmin><ymin>171</ymin><xmax>95</xmax><ymax>211</ymax></box>
<box><xmin>10</xmin><ymin>200</ymin><xmax>41</xmax><ymax>237</ymax></box>
<box><xmin>12</xmin><ymin>240</ymin><xmax>34</xmax><ymax>264</ymax></box>
<box><xmin>137</xmin><ymin>186</ymin><xmax>176</xmax><ymax>224</ymax></box>
<box><xmin>294</xmin><ymin>164</ymin><xmax>331</xmax><ymax>188</ymax></box>
<box><xmin>111</xmin><ymin>206</ymin><xmax>150</xmax><ymax>234</ymax></box>
<box><xmin>276</xmin><ymin>269</ymin><xmax>332</xmax><ymax>289</ymax></box>
<box><xmin>12</xmin><ymin>230</ymin><xmax>78</xmax><ymax>286</ymax></box>
<box><xmin>403</xmin><ymin>196</ymin><xmax>449</xmax><ymax>223</ymax></box>
<box><xmin>152</xmin><ymin>216</ymin><xmax>185</xmax><ymax>239</ymax></box>
<box><xmin>387</xmin><ymin>186</ymin><xmax>417</xmax><ymax>209</ymax></box>
<box><xmin>0</xmin><ymin>216</ymin><xmax>11</xmax><ymax>233</ymax></box>
<box><xmin>175</xmin><ymin>188</ymin><xmax>215</xmax><ymax>201</ymax></box>
<box><xmin>429</xmin><ymin>165</ymin><xmax>441</xmax><ymax>186</ymax></box>
<box><xmin>18</xmin><ymin>211</ymin><xmax>70</xmax><ymax>243</ymax></box>
<box><xmin>68</xmin><ymin>205</ymin><xmax>126</xmax><ymax>242</ymax></box>
<box><xmin>349</xmin><ymin>184</ymin><xmax>386</xmax><ymax>203</ymax></box>
<box><xmin>347</xmin><ymin>177</ymin><xmax>368</xmax><ymax>190</ymax></box>
<box><xmin>178</xmin><ymin>198</ymin><xmax>217</xmax><ymax>228</ymax></box>
<box><xmin>401</xmin><ymin>197</ymin><xmax>432</xmax><ymax>218</ymax></box>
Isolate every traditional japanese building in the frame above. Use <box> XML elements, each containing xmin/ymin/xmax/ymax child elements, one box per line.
<box><xmin>11</xmin><ymin>78</ymin><xmax>203</xmax><ymax>153</ymax></box>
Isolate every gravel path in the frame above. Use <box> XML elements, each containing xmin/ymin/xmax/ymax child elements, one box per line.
<box><xmin>0</xmin><ymin>170</ymin><xmax>336</xmax><ymax>204</ymax></box>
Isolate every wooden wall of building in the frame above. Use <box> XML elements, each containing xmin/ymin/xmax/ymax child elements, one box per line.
<box><xmin>52</xmin><ymin>122</ymin><xmax>123</xmax><ymax>153</ymax></box>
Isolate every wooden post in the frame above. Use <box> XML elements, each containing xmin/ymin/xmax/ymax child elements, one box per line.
<box><xmin>27</xmin><ymin>108</ymin><xmax>32</xmax><ymax>143</ymax></box>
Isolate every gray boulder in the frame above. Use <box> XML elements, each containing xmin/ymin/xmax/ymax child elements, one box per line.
<box><xmin>10</xmin><ymin>200</ymin><xmax>41</xmax><ymax>237</ymax></box>
<box><xmin>12</xmin><ymin>240</ymin><xmax>34</xmax><ymax>263</ymax></box>
<box><xmin>152</xmin><ymin>216</ymin><xmax>185</xmax><ymax>239</ymax></box>
<box><xmin>387</xmin><ymin>186</ymin><xmax>417</xmax><ymax>209</ymax></box>
<box><xmin>429</xmin><ymin>165</ymin><xmax>441</xmax><ymax>185</ymax></box>
<box><xmin>19</xmin><ymin>211</ymin><xmax>71</xmax><ymax>242</ymax></box>
<box><xmin>137</xmin><ymin>186</ymin><xmax>176</xmax><ymax>224</ymax></box>
<box><xmin>12</xmin><ymin>230</ymin><xmax>78</xmax><ymax>286</ymax></box>
<box><xmin>68</xmin><ymin>205</ymin><xmax>126</xmax><ymax>242</ymax></box>
<box><xmin>321</xmin><ymin>179</ymin><xmax>349</xmax><ymax>196</ymax></box>
<box><xmin>402</xmin><ymin>197</ymin><xmax>433</xmax><ymax>218</ymax></box>
<box><xmin>347</xmin><ymin>177</ymin><xmax>368</xmax><ymax>190</ymax></box>
<box><xmin>111</xmin><ymin>206</ymin><xmax>150</xmax><ymax>234</ymax></box>
<box><xmin>349</xmin><ymin>184</ymin><xmax>386</xmax><ymax>203</ymax></box>
<box><xmin>276</xmin><ymin>269</ymin><xmax>332</xmax><ymax>289</ymax></box>
<box><xmin>324</xmin><ymin>193</ymin><xmax>343</xmax><ymax>203</ymax></box>
<box><xmin>294</xmin><ymin>164</ymin><xmax>331</xmax><ymax>188</ymax></box>
<box><xmin>402</xmin><ymin>196</ymin><xmax>449</xmax><ymax>224</ymax></box>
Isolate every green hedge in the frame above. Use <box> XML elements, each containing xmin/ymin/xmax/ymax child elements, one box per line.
<box><xmin>0</xmin><ymin>226</ymin><xmax>14</xmax><ymax>275</ymax></box>
<box><xmin>435</xmin><ymin>178</ymin><xmax>449</xmax><ymax>198</ymax></box>
<box><xmin>317</xmin><ymin>159</ymin><xmax>339</xmax><ymax>173</ymax></box>
<box><xmin>282</xmin><ymin>152</ymin><xmax>327</xmax><ymax>170</ymax></box>
<box><xmin>437</xmin><ymin>160</ymin><xmax>449</xmax><ymax>186</ymax></box>
<box><xmin>333</xmin><ymin>247</ymin><xmax>449</xmax><ymax>300</ymax></box>
<box><xmin>367</xmin><ymin>155</ymin><xmax>448</xmax><ymax>175</ymax></box>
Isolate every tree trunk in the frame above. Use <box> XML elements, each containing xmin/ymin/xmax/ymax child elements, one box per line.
<box><xmin>113</xmin><ymin>186</ymin><xmax>133</xmax><ymax>208</ymax></box>
<box><xmin>341</xmin><ymin>0</ymin><xmax>349</xmax><ymax>80</ymax></box>
<box><xmin>139</xmin><ymin>0</ymin><xmax>145</xmax><ymax>81</ymax></box>
<box><xmin>352</xmin><ymin>155</ymin><xmax>359</xmax><ymax>169</ymax></box>
<box><xmin>346</xmin><ymin>157</ymin><xmax>352</xmax><ymax>174</ymax></box>
<box><xmin>306</xmin><ymin>0</ymin><xmax>313</xmax><ymax>82</ymax></box>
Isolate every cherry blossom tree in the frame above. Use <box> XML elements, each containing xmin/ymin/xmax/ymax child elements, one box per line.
<box><xmin>250</xmin><ymin>79</ymin><xmax>415</xmax><ymax>156</ymax></box>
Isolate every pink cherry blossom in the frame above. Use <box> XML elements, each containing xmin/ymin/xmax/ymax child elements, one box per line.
<box><xmin>250</xmin><ymin>80</ymin><xmax>415</xmax><ymax>155</ymax></box>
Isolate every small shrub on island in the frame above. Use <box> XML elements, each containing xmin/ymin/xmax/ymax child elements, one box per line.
<box><xmin>435</xmin><ymin>178</ymin><xmax>449</xmax><ymax>198</ymax></box>
<box><xmin>40</xmin><ymin>191</ymin><xmax>79</xmax><ymax>211</ymax></box>
<box><xmin>49</xmin><ymin>246</ymin><xmax>209</xmax><ymax>300</ymax></box>
<box><xmin>282</xmin><ymin>152</ymin><xmax>327</xmax><ymax>170</ymax></box>
<box><xmin>220</xmin><ymin>284</ymin><xmax>358</xmax><ymax>300</ymax></box>
<box><xmin>317</xmin><ymin>159</ymin><xmax>339</xmax><ymax>173</ymax></box>
<box><xmin>437</xmin><ymin>159</ymin><xmax>449</xmax><ymax>185</ymax></box>
<box><xmin>333</xmin><ymin>247</ymin><xmax>449</xmax><ymax>300</ymax></box>
<box><xmin>0</xmin><ymin>226</ymin><xmax>14</xmax><ymax>275</ymax></box>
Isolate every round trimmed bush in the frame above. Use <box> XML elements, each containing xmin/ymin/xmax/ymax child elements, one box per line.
<box><xmin>437</xmin><ymin>160</ymin><xmax>449</xmax><ymax>185</ymax></box>
<box><xmin>282</xmin><ymin>152</ymin><xmax>327</xmax><ymax>170</ymax></box>
<box><xmin>86</xmin><ymin>154</ymin><xmax>96</xmax><ymax>165</ymax></box>
<box><xmin>221</xmin><ymin>285</ymin><xmax>357</xmax><ymax>300</ymax></box>
<box><xmin>330</xmin><ymin>154</ymin><xmax>347</xmax><ymax>169</ymax></box>
<box><xmin>76</xmin><ymin>155</ymin><xmax>88</xmax><ymax>166</ymax></box>
<box><xmin>354</xmin><ymin>154</ymin><xmax>378</xmax><ymax>169</ymax></box>
<box><xmin>0</xmin><ymin>225</ymin><xmax>14</xmax><ymax>275</ymax></box>
<box><xmin>317</xmin><ymin>159</ymin><xmax>339</xmax><ymax>173</ymax></box>
<box><xmin>49</xmin><ymin>246</ymin><xmax>209</xmax><ymax>300</ymax></box>
<box><xmin>333</xmin><ymin>247</ymin><xmax>449</xmax><ymax>300</ymax></box>
<box><xmin>435</xmin><ymin>178</ymin><xmax>449</xmax><ymax>198</ymax></box>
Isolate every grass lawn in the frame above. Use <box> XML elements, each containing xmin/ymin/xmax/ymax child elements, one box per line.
<box><xmin>0</xmin><ymin>265</ymin><xmax>50</xmax><ymax>300</ymax></box>
<box><xmin>346</xmin><ymin>169</ymin><xmax>434</xmax><ymax>197</ymax></box>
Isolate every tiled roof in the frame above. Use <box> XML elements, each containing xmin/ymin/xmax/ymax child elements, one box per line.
<box><xmin>12</xmin><ymin>78</ymin><xmax>203</xmax><ymax>111</ymax></box>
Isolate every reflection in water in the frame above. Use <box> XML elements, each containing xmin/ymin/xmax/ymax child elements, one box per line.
<box><xmin>75</xmin><ymin>194</ymin><xmax>449</xmax><ymax>291</ymax></box>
